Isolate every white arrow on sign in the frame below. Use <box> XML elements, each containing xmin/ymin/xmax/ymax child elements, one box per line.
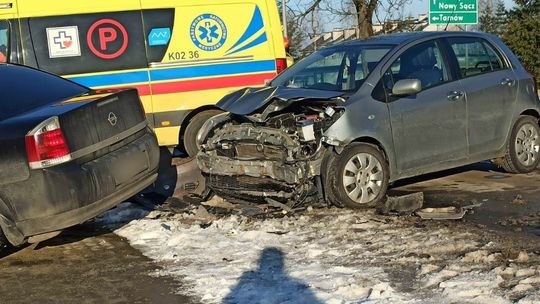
<box><xmin>432</xmin><ymin>16</ymin><xmax>440</xmax><ymax>21</ymax></box>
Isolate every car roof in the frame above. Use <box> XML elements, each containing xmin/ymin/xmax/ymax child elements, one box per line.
<box><xmin>337</xmin><ymin>31</ymin><xmax>494</xmax><ymax>47</ymax></box>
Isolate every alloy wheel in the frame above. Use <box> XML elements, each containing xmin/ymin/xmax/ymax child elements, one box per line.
<box><xmin>342</xmin><ymin>153</ymin><xmax>384</xmax><ymax>204</ymax></box>
<box><xmin>515</xmin><ymin>123</ymin><xmax>540</xmax><ymax>167</ymax></box>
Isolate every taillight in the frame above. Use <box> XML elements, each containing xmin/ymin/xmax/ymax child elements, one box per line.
<box><xmin>25</xmin><ymin>116</ymin><xmax>71</xmax><ymax>169</ymax></box>
<box><xmin>276</xmin><ymin>58</ymin><xmax>287</xmax><ymax>74</ymax></box>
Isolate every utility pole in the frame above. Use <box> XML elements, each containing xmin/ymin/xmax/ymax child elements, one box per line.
<box><xmin>312</xmin><ymin>9</ymin><xmax>317</xmax><ymax>51</ymax></box>
<box><xmin>282</xmin><ymin>0</ymin><xmax>288</xmax><ymax>38</ymax></box>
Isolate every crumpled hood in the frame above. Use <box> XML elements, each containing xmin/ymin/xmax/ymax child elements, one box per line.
<box><xmin>217</xmin><ymin>86</ymin><xmax>344</xmax><ymax>116</ymax></box>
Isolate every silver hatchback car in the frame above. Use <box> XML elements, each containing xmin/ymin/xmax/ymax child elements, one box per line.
<box><xmin>197</xmin><ymin>32</ymin><xmax>540</xmax><ymax>208</ymax></box>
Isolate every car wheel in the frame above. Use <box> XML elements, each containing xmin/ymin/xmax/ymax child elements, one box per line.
<box><xmin>501</xmin><ymin>116</ymin><xmax>540</xmax><ymax>174</ymax></box>
<box><xmin>330</xmin><ymin>143</ymin><xmax>389</xmax><ymax>208</ymax></box>
<box><xmin>183</xmin><ymin>110</ymin><xmax>223</xmax><ymax>157</ymax></box>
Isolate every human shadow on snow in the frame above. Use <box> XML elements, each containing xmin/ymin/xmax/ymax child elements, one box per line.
<box><xmin>223</xmin><ymin>247</ymin><xmax>324</xmax><ymax>304</ymax></box>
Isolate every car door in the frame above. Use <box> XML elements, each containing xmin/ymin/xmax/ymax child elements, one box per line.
<box><xmin>445</xmin><ymin>37</ymin><xmax>517</xmax><ymax>155</ymax></box>
<box><xmin>384</xmin><ymin>39</ymin><xmax>468</xmax><ymax>174</ymax></box>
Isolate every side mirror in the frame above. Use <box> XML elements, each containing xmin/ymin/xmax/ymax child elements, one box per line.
<box><xmin>392</xmin><ymin>79</ymin><xmax>422</xmax><ymax>96</ymax></box>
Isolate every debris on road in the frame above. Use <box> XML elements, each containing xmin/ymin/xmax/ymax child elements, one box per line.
<box><xmin>498</xmin><ymin>212</ymin><xmax>540</xmax><ymax>228</ymax></box>
<box><xmin>160</xmin><ymin>197</ymin><xmax>196</xmax><ymax>213</ymax></box>
<box><xmin>511</xmin><ymin>194</ymin><xmax>528</xmax><ymax>206</ymax></box>
<box><xmin>172</xmin><ymin>157</ymin><xmax>206</xmax><ymax>198</ymax></box>
<box><xmin>415</xmin><ymin>200</ymin><xmax>483</xmax><ymax>220</ymax></box>
<box><xmin>201</xmin><ymin>196</ymin><xmax>237</xmax><ymax>210</ymax></box>
<box><xmin>266</xmin><ymin>198</ymin><xmax>293</xmax><ymax>214</ymax></box>
<box><xmin>416</xmin><ymin>206</ymin><xmax>467</xmax><ymax>220</ymax></box>
<box><xmin>377</xmin><ymin>192</ymin><xmax>424</xmax><ymax>215</ymax></box>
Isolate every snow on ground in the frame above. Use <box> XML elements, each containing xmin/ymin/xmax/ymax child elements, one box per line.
<box><xmin>97</xmin><ymin>203</ymin><xmax>540</xmax><ymax>304</ymax></box>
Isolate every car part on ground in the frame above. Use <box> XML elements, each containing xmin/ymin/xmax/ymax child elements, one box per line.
<box><xmin>197</xmin><ymin>31</ymin><xmax>540</xmax><ymax>209</ymax></box>
<box><xmin>0</xmin><ymin>64</ymin><xmax>160</xmax><ymax>249</ymax></box>
<box><xmin>172</xmin><ymin>156</ymin><xmax>207</xmax><ymax>198</ymax></box>
<box><xmin>376</xmin><ymin>192</ymin><xmax>424</xmax><ymax>216</ymax></box>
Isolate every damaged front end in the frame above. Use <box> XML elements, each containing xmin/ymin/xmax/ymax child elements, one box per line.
<box><xmin>197</xmin><ymin>86</ymin><xmax>345</xmax><ymax>207</ymax></box>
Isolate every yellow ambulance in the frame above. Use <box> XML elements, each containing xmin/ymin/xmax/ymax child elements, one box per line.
<box><xmin>0</xmin><ymin>0</ymin><xmax>288</xmax><ymax>156</ymax></box>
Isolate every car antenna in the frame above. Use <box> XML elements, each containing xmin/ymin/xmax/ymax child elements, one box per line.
<box><xmin>444</xmin><ymin>0</ymin><xmax>459</xmax><ymax>31</ymax></box>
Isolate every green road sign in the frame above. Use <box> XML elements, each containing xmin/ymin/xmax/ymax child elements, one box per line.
<box><xmin>429</xmin><ymin>0</ymin><xmax>478</xmax><ymax>25</ymax></box>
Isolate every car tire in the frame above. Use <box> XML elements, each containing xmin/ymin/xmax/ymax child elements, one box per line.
<box><xmin>500</xmin><ymin>116</ymin><xmax>540</xmax><ymax>174</ymax></box>
<box><xmin>329</xmin><ymin>143</ymin><xmax>389</xmax><ymax>209</ymax></box>
<box><xmin>183</xmin><ymin>110</ymin><xmax>223</xmax><ymax>157</ymax></box>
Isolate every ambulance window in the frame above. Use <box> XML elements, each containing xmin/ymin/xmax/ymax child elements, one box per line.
<box><xmin>0</xmin><ymin>20</ymin><xmax>9</xmax><ymax>63</ymax></box>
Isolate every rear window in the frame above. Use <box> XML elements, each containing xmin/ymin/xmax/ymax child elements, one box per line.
<box><xmin>271</xmin><ymin>45</ymin><xmax>393</xmax><ymax>92</ymax></box>
<box><xmin>447</xmin><ymin>37</ymin><xmax>506</xmax><ymax>78</ymax></box>
<box><xmin>0</xmin><ymin>65</ymin><xmax>89</xmax><ymax>121</ymax></box>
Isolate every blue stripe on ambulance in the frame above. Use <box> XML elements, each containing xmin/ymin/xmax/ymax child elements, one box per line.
<box><xmin>226</xmin><ymin>6</ymin><xmax>265</xmax><ymax>55</ymax></box>
<box><xmin>69</xmin><ymin>70</ymin><xmax>149</xmax><ymax>87</ymax></box>
<box><xmin>67</xmin><ymin>59</ymin><xmax>276</xmax><ymax>88</ymax></box>
<box><xmin>228</xmin><ymin>32</ymin><xmax>268</xmax><ymax>56</ymax></box>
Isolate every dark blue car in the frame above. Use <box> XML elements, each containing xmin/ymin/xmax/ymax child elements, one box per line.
<box><xmin>0</xmin><ymin>64</ymin><xmax>159</xmax><ymax>251</ymax></box>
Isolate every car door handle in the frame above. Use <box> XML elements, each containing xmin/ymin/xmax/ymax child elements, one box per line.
<box><xmin>447</xmin><ymin>91</ymin><xmax>464</xmax><ymax>101</ymax></box>
<box><xmin>500</xmin><ymin>78</ymin><xmax>515</xmax><ymax>86</ymax></box>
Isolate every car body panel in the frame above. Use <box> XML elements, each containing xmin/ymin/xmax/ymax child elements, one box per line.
<box><xmin>217</xmin><ymin>86</ymin><xmax>344</xmax><ymax>116</ymax></box>
<box><xmin>460</xmin><ymin>69</ymin><xmax>518</xmax><ymax>155</ymax></box>
<box><xmin>388</xmin><ymin>81</ymin><xmax>468</xmax><ymax>174</ymax></box>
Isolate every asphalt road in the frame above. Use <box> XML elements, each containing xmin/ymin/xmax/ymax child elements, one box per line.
<box><xmin>391</xmin><ymin>161</ymin><xmax>540</xmax><ymax>239</ymax></box>
<box><xmin>0</xmin><ymin>223</ymin><xmax>195</xmax><ymax>304</ymax></box>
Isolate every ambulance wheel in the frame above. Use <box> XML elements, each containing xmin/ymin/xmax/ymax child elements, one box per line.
<box><xmin>183</xmin><ymin>109</ymin><xmax>223</xmax><ymax>157</ymax></box>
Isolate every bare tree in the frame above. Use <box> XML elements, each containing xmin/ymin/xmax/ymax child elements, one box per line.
<box><xmin>289</xmin><ymin>0</ymin><xmax>412</xmax><ymax>39</ymax></box>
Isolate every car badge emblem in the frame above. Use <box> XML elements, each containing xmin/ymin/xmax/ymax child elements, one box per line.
<box><xmin>108</xmin><ymin>112</ymin><xmax>118</xmax><ymax>126</ymax></box>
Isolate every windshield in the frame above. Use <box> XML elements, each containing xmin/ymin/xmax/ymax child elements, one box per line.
<box><xmin>271</xmin><ymin>45</ymin><xmax>394</xmax><ymax>92</ymax></box>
